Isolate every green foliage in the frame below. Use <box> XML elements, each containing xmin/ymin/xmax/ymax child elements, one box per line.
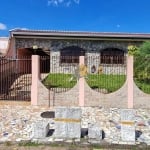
<box><xmin>138</xmin><ymin>41</ymin><xmax>150</xmax><ymax>56</ymax></box>
<box><xmin>134</xmin><ymin>41</ymin><xmax>150</xmax><ymax>94</ymax></box>
<box><xmin>42</xmin><ymin>73</ymin><xmax>77</xmax><ymax>88</ymax></box>
<box><xmin>87</xmin><ymin>74</ymin><xmax>126</xmax><ymax>93</ymax></box>
<box><xmin>18</xmin><ymin>142</ymin><xmax>42</xmax><ymax>147</ymax></box>
<box><xmin>42</xmin><ymin>73</ymin><xmax>126</xmax><ymax>93</ymax></box>
<box><xmin>128</xmin><ymin>45</ymin><xmax>138</xmax><ymax>56</ymax></box>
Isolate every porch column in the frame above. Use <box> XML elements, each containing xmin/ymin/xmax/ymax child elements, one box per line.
<box><xmin>31</xmin><ymin>55</ymin><xmax>40</xmax><ymax>105</ymax></box>
<box><xmin>79</xmin><ymin>56</ymin><xmax>85</xmax><ymax>107</ymax></box>
<box><xmin>127</xmin><ymin>55</ymin><xmax>134</xmax><ymax>108</ymax></box>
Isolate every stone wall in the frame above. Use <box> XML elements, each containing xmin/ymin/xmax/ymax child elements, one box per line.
<box><xmin>16</xmin><ymin>39</ymin><xmax>132</xmax><ymax>52</ymax></box>
<box><xmin>81</xmin><ymin>107</ymin><xmax>150</xmax><ymax>145</ymax></box>
<box><xmin>16</xmin><ymin>38</ymin><xmax>130</xmax><ymax>75</ymax></box>
<box><xmin>0</xmin><ymin>105</ymin><xmax>150</xmax><ymax>145</ymax></box>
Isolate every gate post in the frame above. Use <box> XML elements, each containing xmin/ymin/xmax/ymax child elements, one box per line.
<box><xmin>79</xmin><ymin>56</ymin><xmax>85</xmax><ymax>107</ymax></box>
<box><xmin>127</xmin><ymin>55</ymin><xmax>134</xmax><ymax>108</ymax></box>
<box><xmin>31</xmin><ymin>55</ymin><xmax>40</xmax><ymax>105</ymax></box>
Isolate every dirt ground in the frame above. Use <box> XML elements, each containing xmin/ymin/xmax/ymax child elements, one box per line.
<box><xmin>0</xmin><ymin>145</ymin><xmax>91</xmax><ymax>150</ymax></box>
<box><xmin>0</xmin><ymin>142</ymin><xmax>149</xmax><ymax>150</ymax></box>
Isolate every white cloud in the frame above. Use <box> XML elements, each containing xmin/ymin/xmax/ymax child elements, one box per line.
<box><xmin>66</xmin><ymin>1</ymin><xmax>71</xmax><ymax>7</ymax></box>
<box><xmin>0</xmin><ymin>23</ymin><xmax>7</xmax><ymax>30</ymax></box>
<box><xmin>58</xmin><ymin>0</ymin><xmax>64</xmax><ymax>3</ymax></box>
<box><xmin>48</xmin><ymin>0</ymin><xmax>58</xmax><ymax>6</ymax></box>
<box><xmin>48</xmin><ymin>0</ymin><xmax>80</xmax><ymax>7</ymax></box>
<box><xmin>73</xmin><ymin>0</ymin><xmax>80</xmax><ymax>4</ymax></box>
<box><xmin>116</xmin><ymin>24</ymin><xmax>121</xmax><ymax>28</ymax></box>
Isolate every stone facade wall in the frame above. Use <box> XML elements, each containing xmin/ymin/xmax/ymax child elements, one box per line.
<box><xmin>81</xmin><ymin>107</ymin><xmax>150</xmax><ymax>145</ymax></box>
<box><xmin>16</xmin><ymin>39</ymin><xmax>132</xmax><ymax>52</ymax></box>
<box><xmin>16</xmin><ymin>39</ymin><xmax>130</xmax><ymax>74</ymax></box>
<box><xmin>0</xmin><ymin>105</ymin><xmax>150</xmax><ymax>145</ymax></box>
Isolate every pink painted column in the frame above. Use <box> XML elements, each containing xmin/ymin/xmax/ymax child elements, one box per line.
<box><xmin>79</xmin><ymin>56</ymin><xmax>85</xmax><ymax>107</ymax></box>
<box><xmin>31</xmin><ymin>55</ymin><xmax>40</xmax><ymax>105</ymax></box>
<box><xmin>127</xmin><ymin>55</ymin><xmax>134</xmax><ymax>108</ymax></box>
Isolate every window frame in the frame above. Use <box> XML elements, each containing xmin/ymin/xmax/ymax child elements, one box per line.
<box><xmin>100</xmin><ymin>48</ymin><xmax>125</xmax><ymax>64</ymax></box>
<box><xmin>60</xmin><ymin>46</ymin><xmax>85</xmax><ymax>64</ymax></box>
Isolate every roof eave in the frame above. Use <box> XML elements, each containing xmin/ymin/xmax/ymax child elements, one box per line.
<box><xmin>10</xmin><ymin>30</ymin><xmax>150</xmax><ymax>41</ymax></box>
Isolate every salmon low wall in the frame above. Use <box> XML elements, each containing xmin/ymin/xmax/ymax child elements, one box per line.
<box><xmin>37</xmin><ymin>79</ymin><xmax>150</xmax><ymax>109</ymax></box>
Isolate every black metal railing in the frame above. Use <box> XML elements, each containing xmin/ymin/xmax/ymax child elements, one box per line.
<box><xmin>86</xmin><ymin>55</ymin><xmax>127</xmax><ymax>93</ymax></box>
<box><xmin>41</xmin><ymin>55</ymin><xmax>127</xmax><ymax>93</ymax></box>
<box><xmin>0</xmin><ymin>56</ymin><xmax>31</xmax><ymax>101</ymax></box>
<box><xmin>41</xmin><ymin>56</ymin><xmax>78</xmax><ymax>93</ymax></box>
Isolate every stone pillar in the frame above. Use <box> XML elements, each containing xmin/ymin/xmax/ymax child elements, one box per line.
<box><xmin>31</xmin><ymin>55</ymin><xmax>40</xmax><ymax>105</ymax></box>
<box><xmin>127</xmin><ymin>55</ymin><xmax>133</xmax><ymax>108</ymax></box>
<box><xmin>79</xmin><ymin>56</ymin><xmax>85</xmax><ymax>107</ymax></box>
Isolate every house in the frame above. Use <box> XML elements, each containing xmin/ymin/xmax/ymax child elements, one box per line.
<box><xmin>0</xmin><ymin>37</ymin><xmax>9</xmax><ymax>55</ymax></box>
<box><xmin>1</xmin><ymin>29</ymin><xmax>150</xmax><ymax>105</ymax></box>
<box><xmin>6</xmin><ymin>29</ymin><xmax>150</xmax><ymax>74</ymax></box>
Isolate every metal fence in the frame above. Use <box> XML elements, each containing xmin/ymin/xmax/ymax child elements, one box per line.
<box><xmin>0</xmin><ymin>55</ymin><xmax>128</xmax><ymax>100</ymax></box>
<box><xmin>40</xmin><ymin>56</ymin><xmax>50</xmax><ymax>79</ymax></box>
<box><xmin>0</xmin><ymin>56</ymin><xmax>31</xmax><ymax>101</ymax></box>
<box><xmin>42</xmin><ymin>56</ymin><xmax>78</xmax><ymax>92</ymax></box>
<box><xmin>41</xmin><ymin>55</ymin><xmax>127</xmax><ymax>93</ymax></box>
<box><xmin>86</xmin><ymin>55</ymin><xmax>127</xmax><ymax>93</ymax></box>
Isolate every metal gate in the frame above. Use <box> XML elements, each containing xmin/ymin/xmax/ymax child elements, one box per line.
<box><xmin>0</xmin><ymin>56</ymin><xmax>31</xmax><ymax>101</ymax></box>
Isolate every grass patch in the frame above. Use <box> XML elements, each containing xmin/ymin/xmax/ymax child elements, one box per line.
<box><xmin>87</xmin><ymin>74</ymin><xmax>126</xmax><ymax>93</ymax></box>
<box><xmin>42</xmin><ymin>73</ymin><xmax>77</xmax><ymax>88</ymax></box>
<box><xmin>18</xmin><ymin>142</ymin><xmax>42</xmax><ymax>147</ymax></box>
<box><xmin>134</xmin><ymin>79</ymin><xmax>150</xmax><ymax>94</ymax></box>
<box><xmin>42</xmin><ymin>73</ymin><xmax>126</xmax><ymax>93</ymax></box>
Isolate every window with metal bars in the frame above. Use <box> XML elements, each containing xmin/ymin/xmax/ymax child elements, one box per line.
<box><xmin>60</xmin><ymin>46</ymin><xmax>85</xmax><ymax>63</ymax></box>
<box><xmin>100</xmin><ymin>48</ymin><xmax>125</xmax><ymax>64</ymax></box>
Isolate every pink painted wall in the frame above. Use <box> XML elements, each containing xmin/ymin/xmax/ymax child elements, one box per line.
<box><xmin>79</xmin><ymin>56</ymin><xmax>85</xmax><ymax>107</ymax></box>
<box><xmin>127</xmin><ymin>55</ymin><xmax>133</xmax><ymax>108</ymax></box>
<box><xmin>31</xmin><ymin>55</ymin><xmax>40</xmax><ymax>105</ymax></box>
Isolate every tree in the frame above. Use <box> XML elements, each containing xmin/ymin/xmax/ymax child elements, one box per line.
<box><xmin>134</xmin><ymin>41</ymin><xmax>150</xmax><ymax>93</ymax></box>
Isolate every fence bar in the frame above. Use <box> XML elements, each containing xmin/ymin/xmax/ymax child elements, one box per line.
<box><xmin>0</xmin><ymin>56</ymin><xmax>31</xmax><ymax>101</ymax></box>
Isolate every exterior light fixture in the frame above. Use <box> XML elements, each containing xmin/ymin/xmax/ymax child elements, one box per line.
<box><xmin>33</xmin><ymin>45</ymin><xmax>38</xmax><ymax>50</ymax></box>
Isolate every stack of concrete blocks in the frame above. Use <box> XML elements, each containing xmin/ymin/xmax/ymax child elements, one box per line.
<box><xmin>121</xmin><ymin>109</ymin><xmax>135</xmax><ymax>143</ymax></box>
<box><xmin>88</xmin><ymin>123</ymin><xmax>102</xmax><ymax>143</ymax></box>
<box><xmin>54</xmin><ymin>107</ymin><xmax>81</xmax><ymax>139</ymax></box>
<box><xmin>32</xmin><ymin>121</ymin><xmax>49</xmax><ymax>139</ymax></box>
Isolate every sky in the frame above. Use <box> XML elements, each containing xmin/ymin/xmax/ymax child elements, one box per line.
<box><xmin>1</xmin><ymin>0</ymin><xmax>150</xmax><ymax>36</ymax></box>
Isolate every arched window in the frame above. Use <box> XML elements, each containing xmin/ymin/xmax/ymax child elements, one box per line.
<box><xmin>60</xmin><ymin>46</ymin><xmax>85</xmax><ymax>63</ymax></box>
<box><xmin>100</xmin><ymin>48</ymin><xmax>125</xmax><ymax>64</ymax></box>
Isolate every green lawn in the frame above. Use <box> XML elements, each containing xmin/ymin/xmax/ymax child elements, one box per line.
<box><xmin>42</xmin><ymin>73</ymin><xmax>77</xmax><ymax>88</ymax></box>
<box><xmin>87</xmin><ymin>74</ymin><xmax>126</xmax><ymax>93</ymax></box>
<box><xmin>42</xmin><ymin>73</ymin><xmax>126</xmax><ymax>93</ymax></box>
<box><xmin>134</xmin><ymin>79</ymin><xmax>150</xmax><ymax>94</ymax></box>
